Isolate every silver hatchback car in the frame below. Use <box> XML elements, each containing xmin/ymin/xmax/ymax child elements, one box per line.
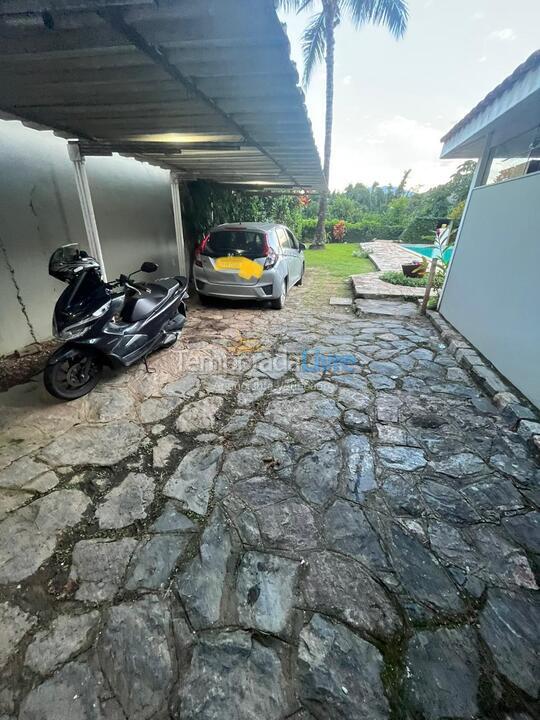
<box><xmin>193</xmin><ymin>222</ymin><xmax>305</xmax><ymax>309</ymax></box>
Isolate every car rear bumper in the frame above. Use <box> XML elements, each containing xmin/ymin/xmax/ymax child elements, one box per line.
<box><xmin>194</xmin><ymin>278</ymin><xmax>277</xmax><ymax>300</ymax></box>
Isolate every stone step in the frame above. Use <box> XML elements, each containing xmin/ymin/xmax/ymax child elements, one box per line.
<box><xmin>329</xmin><ymin>296</ymin><xmax>353</xmax><ymax>306</ymax></box>
<box><xmin>351</xmin><ymin>272</ymin><xmax>425</xmax><ymax>300</ymax></box>
<box><xmin>354</xmin><ymin>298</ymin><xmax>419</xmax><ymax>318</ymax></box>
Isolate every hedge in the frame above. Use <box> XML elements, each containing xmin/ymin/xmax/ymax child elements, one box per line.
<box><xmin>300</xmin><ymin>219</ymin><xmax>404</xmax><ymax>243</ymax></box>
<box><xmin>399</xmin><ymin>217</ymin><xmax>451</xmax><ymax>244</ymax></box>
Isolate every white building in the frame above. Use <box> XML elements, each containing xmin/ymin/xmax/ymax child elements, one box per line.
<box><xmin>439</xmin><ymin>51</ymin><xmax>540</xmax><ymax>408</ymax></box>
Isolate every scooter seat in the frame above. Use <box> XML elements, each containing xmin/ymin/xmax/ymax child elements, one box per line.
<box><xmin>146</xmin><ymin>278</ymin><xmax>178</xmax><ymax>297</ymax></box>
<box><xmin>120</xmin><ymin>277</ymin><xmax>180</xmax><ymax>323</ymax></box>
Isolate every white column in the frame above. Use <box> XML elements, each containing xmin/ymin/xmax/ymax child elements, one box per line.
<box><xmin>437</xmin><ymin>132</ymin><xmax>493</xmax><ymax>309</ymax></box>
<box><xmin>170</xmin><ymin>172</ymin><xmax>188</xmax><ymax>276</ymax></box>
<box><xmin>67</xmin><ymin>142</ymin><xmax>107</xmax><ymax>281</ymax></box>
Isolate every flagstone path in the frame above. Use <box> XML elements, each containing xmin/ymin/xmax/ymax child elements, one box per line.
<box><xmin>0</xmin><ymin>283</ymin><xmax>538</xmax><ymax>720</ymax></box>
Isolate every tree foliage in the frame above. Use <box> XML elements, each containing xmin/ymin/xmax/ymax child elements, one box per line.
<box><xmin>278</xmin><ymin>0</ymin><xmax>408</xmax><ymax>246</ymax></box>
<box><xmin>181</xmin><ymin>181</ymin><xmax>304</xmax><ymax>243</ymax></box>
<box><xmin>299</xmin><ymin>161</ymin><xmax>477</xmax><ymax>242</ymax></box>
<box><xmin>280</xmin><ymin>0</ymin><xmax>408</xmax><ymax>86</ymax></box>
<box><xmin>178</xmin><ymin>162</ymin><xmax>477</xmax><ymax>252</ymax></box>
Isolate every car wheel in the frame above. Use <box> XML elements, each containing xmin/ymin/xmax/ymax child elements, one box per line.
<box><xmin>198</xmin><ymin>293</ymin><xmax>212</xmax><ymax>306</ymax></box>
<box><xmin>297</xmin><ymin>264</ymin><xmax>305</xmax><ymax>286</ymax></box>
<box><xmin>271</xmin><ymin>279</ymin><xmax>287</xmax><ymax>309</ymax></box>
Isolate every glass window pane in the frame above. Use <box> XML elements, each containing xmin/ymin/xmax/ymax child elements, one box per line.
<box><xmin>286</xmin><ymin>230</ymin><xmax>298</xmax><ymax>249</ymax></box>
<box><xmin>277</xmin><ymin>228</ymin><xmax>291</xmax><ymax>248</ymax></box>
<box><xmin>204</xmin><ymin>230</ymin><xmax>265</xmax><ymax>258</ymax></box>
<box><xmin>526</xmin><ymin>128</ymin><xmax>540</xmax><ymax>175</ymax></box>
<box><xmin>484</xmin><ymin>126</ymin><xmax>540</xmax><ymax>185</ymax></box>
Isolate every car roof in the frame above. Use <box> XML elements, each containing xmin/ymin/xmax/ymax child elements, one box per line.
<box><xmin>209</xmin><ymin>222</ymin><xmax>284</xmax><ymax>233</ymax></box>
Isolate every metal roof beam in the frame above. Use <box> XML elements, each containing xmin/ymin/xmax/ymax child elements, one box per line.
<box><xmin>71</xmin><ymin>117</ymin><xmax>311</xmax><ymax>131</ymax></box>
<box><xmin>77</xmin><ymin>140</ymin><xmax>249</xmax><ymax>154</ymax></box>
<box><xmin>29</xmin><ymin>108</ymin><xmax>308</xmax><ymax>125</ymax></box>
<box><xmin>0</xmin><ymin>62</ymin><xmax>294</xmax><ymax>83</ymax></box>
<box><xmin>0</xmin><ymin>38</ymin><xmax>285</xmax><ymax>66</ymax></box>
<box><xmin>0</xmin><ymin>84</ymin><xmax>185</xmax><ymax>105</ymax></box>
<box><xmin>0</xmin><ymin>0</ymin><xmax>153</xmax><ymax>12</ymax></box>
<box><xmin>1</xmin><ymin>86</ymin><xmax>302</xmax><ymax>105</ymax></box>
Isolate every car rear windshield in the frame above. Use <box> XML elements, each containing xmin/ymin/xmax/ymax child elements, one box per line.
<box><xmin>203</xmin><ymin>230</ymin><xmax>266</xmax><ymax>258</ymax></box>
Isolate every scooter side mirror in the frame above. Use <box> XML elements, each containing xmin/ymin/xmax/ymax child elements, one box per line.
<box><xmin>141</xmin><ymin>261</ymin><xmax>158</xmax><ymax>273</ymax></box>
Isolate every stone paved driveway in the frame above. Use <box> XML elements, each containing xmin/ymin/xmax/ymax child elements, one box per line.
<box><xmin>0</xmin><ymin>290</ymin><xmax>539</xmax><ymax>720</ymax></box>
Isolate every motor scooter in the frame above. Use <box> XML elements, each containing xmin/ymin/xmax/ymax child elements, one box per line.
<box><xmin>45</xmin><ymin>244</ymin><xmax>188</xmax><ymax>400</ymax></box>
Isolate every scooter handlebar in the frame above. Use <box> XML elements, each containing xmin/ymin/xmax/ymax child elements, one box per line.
<box><xmin>107</xmin><ymin>274</ymin><xmax>150</xmax><ymax>294</ymax></box>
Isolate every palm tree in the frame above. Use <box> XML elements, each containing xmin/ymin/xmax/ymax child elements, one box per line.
<box><xmin>280</xmin><ymin>0</ymin><xmax>408</xmax><ymax>246</ymax></box>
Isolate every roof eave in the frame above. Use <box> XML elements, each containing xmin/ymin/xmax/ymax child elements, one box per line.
<box><xmin>441</xmin><ymin>50</ymin><xmax>540</xmax><ymax>159</ymax></box>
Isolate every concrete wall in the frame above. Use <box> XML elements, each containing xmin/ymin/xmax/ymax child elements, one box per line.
<box><xmin>440</xmin><ymin>172</ymin><xmax>540</xmax><ymax>408</ymax></box>
<box><xmin>0</xmin><ymin>120</ymin><xmax>178</xmax><ymax>355</ymax></box>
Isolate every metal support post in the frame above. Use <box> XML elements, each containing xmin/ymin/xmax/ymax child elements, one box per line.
<box><xmin>67</xmin><ymin>142</ymin><xmax>107</xmax><ymax>281</ymax></box>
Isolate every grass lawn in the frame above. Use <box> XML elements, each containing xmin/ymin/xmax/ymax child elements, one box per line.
<box><xmin>304</xmin><ymin>242</ymin><xmax>374</xmax><ymax>278</ymax></box>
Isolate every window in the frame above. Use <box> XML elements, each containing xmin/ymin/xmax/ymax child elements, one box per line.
<box><xmin>483</xmin><ymin>126</ymin><xmax>540</xmax><ymax>185</ymax></box>
<box><xmin>286</xmin><ymin>229</ymin><xmax>299</xmax><ymax>249</ymax></box>
<box><xmin>277</xmin><ymin>228</ymin><xmax>292</xmax><ymax>249</ymax></box>
<box><xmin>204</xmin><ymin>230</ymin><xmax>266</xmax><ymax>259</ymax></box>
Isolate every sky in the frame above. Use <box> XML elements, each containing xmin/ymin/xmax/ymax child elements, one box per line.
<box><xmin>278</xmin><ymin>0</ymin><xmax>540</xmax><ymax>191</ymax></box>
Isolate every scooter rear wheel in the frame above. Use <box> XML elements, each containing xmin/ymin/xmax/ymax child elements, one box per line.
<box><xmin>44</xmin><ymin>352</ymin><xmax>102</xmax><ymax>400</ymax></box>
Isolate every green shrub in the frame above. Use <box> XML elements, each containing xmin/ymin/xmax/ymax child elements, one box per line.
<box><xmin>400</xmin><ymin>217</ymin><xmax>451</xmax><ymax>244</ymax></box>
<box><xmin>347</xmin><ymin>223</ymin><xmax>403</xmax><ymax>242</ymax></box>
<box><xmin>300</xmin><ymin>218</ymin><xmax>404</xmax><ymax>243</ymax></box>
<box><xmin>380</xmin><ymin>271</ymin><xmax>429</xmax><ymax>288</ymax></box>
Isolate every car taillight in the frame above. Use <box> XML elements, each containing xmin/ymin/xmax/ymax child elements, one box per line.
<box><xmin>262</xmin><ymin>234</ymin><xmax>277</xmax><ymax>269</ymax></box>
<box><xmin>195</xmin><ymin>234</ymin><xmax>209</xmax><ymax>267</ymax></box>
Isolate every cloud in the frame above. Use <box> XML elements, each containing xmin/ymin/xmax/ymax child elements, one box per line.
<box><xmin>330</xmin><ymin>115</ymin><xmax>460</xmax><ymax>190</ymax></box>
<box><xmin>478</xmin><ymin>55</ymin><xmax>487</xmax><ymax>63</ymax></box>
<box><xmin>342</xmin><ymin>75</ymin><xmax>352</xmax><ymax>85</ymax></box>
<box><xmin>490</xmin><ymin>28</ymin><xmax>516</xmax><ymax>41</ymax></box>
<box><xmin>472</xmin><ymin>11</ymin><xmax>485</xmax><ymax>20</ymax></box>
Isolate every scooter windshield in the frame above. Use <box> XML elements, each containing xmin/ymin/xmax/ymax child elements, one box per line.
<box><xmin>49</xmin><ymin>244</ymin><xmax>100</xmax><ymax>282</ymax></box>
<box><xmin>50</xmin><ymin>243</ymin><xmax>79</xmax><ymax>265</ymax></box>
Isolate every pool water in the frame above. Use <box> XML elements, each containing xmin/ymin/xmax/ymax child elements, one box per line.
<box><xmin>403</xmin><ymin>244</ymin><xmax>453</xmax><ymax>264</ymax></box>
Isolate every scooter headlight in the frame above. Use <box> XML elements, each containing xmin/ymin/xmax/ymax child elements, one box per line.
<box><xmin>58</xmin><ymin>318</ymin><xmax>94</xmax><ymax>341</ymax></box>
<box><xmin>55</xmin><ymin>301</ymin><xmax>111</xmax><ymax>340</ymax></box>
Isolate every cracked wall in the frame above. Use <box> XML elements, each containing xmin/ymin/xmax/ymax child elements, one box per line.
<box><xmin>0</xmin><ymin>120</ymin><xmax>178</xmax><ymax>356</ymax></box>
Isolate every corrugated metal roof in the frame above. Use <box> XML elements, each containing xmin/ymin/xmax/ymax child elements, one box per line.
<box><xmin>441</xmin><ymin>50</ymin><xmax>540</xmax><ymax>143</ymax></box>
<box><xmin>0</xmin><ymin>0</ymin><xmax>325</xmax><ymax>191</ymax></box>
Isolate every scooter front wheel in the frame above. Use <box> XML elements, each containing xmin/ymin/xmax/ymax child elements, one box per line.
<box><xmin>44</xmin><ymin>352</ymin><xmax>102</xmax><ymax>400</ymax></box>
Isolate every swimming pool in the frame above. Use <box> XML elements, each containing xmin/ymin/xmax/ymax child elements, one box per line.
<box><xmin>403</xmin><ymin>244</ymin><xmax>453</xmax><ymax>264</ymax></box>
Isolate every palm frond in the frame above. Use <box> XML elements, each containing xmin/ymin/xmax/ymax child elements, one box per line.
<box><xmin>301</xmin><ymin>10</ymin><xmax>326</xmax><ymax>86</ymax></box>
<box><xmin>341</xmin><ymin>0</ymin><xmax>408</xmax><ymax>38</ymax></box>
<box><xmin>276</xmin><ymin>0</ymin><xmax>315</xmax><ymax>13</ymax></box>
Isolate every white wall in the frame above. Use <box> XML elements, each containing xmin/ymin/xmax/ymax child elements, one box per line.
<box><xmin>86</xmin><ymin>154</ymin><xmax>178</xmax><ymax>279</ymax></box>
<box><xmin>0</xmin><ymin>120</ymin><xmax>178</xmax><ymax>355</ymax></box>
<box><xmin>440</xmin><ymin>172</ymin><xmax>540</xmax><ymax>408</ymax></box>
